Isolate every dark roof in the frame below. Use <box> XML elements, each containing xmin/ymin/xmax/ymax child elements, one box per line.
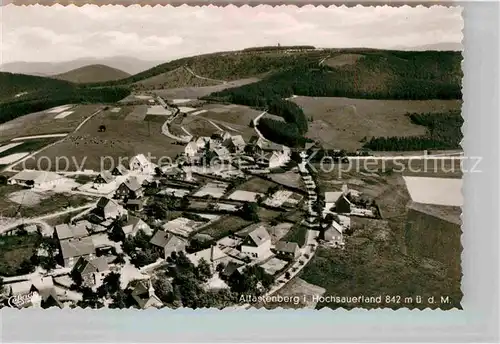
<box><xmin>60</xmin><ymin>237</ymin><xmax>95</xmax><ymax>259</ymax></box>
<box><xmin>222</xmin><ymin>261</ymin><xmax>243</xmax><ymax>277</ymax></box>
<box><xmin>275</xmin><ymin>241</ymin><xmax>299</xmax><ymax>253</ymax></box>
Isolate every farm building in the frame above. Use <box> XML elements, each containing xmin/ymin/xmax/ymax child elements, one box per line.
<box><xmin>95</xmin><ymin>197</ymin><xmax>127</xmax><ymax>220</ymax></box>
<box><xmin>150</xmin><ymin>231</ymin><xmax>188</xmax><ymax>259</ymax></box>
<box><xmin>8</xmin><ymin>170</ymin><xmax>65</xmax><ymax>189</ymax></box>
<box><xmin>115</xmin><ymin>176</ymin><xmax>143</xmax><ymax>199</ymax></box>
<box><xmin>72</xmin><ymin>256</ymin><xmax>109</xmax><ymax>287</ymax></box>
<box><xmin>130</xmin><ymin>154</ymin><xmax>155</xmax><ymax>175</ymax></box>
<box><xmin>239</xmin><ymin>225</ymin><xmax>272</xmax><ymax>259</ymax></box>
<box><xmin>274</xmin><ymin>241</ymin><xmax>301</xmax><ymax>260</ymax></box>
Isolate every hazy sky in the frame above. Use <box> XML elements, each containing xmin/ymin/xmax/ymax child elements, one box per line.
<box><xmin>0</xmin><ymin>4</ymin><xmax>463</xmax><ymax>64</ymax></box>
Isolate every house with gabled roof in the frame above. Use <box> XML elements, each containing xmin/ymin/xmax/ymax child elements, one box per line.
<box><xmin>93</xmin><ymin>171</ymin><xmax>114</xmax><ymax>184</ymax></box>
<box><xmin>128</xmin><ymin>279</ymin><xmax>164</xmax><ymax>310</ymax></box>
<box><xmin>130</xmin><ymin>154</ymin><xmax>154</xmax><ymax>174</ymax></box>
<box><xmin>7</xmin><ymin>276</ymin><xmax>63</xmax><ymax>309</ymax></box>
<box><xmin>223</xmin><ymin>135</ymin><xmax>246</xmax><ymax>153</ymax></box>
<box><xmin>240</xmin><ymin>225</ymin><xmax>272</xmax><ymax>259</ymax></box>
<box><xmin>115</xmin><ymin>176</ymin><xmax>143</xmax><ymax>199</ymax></box>
<box><xmin>122</xmin><ymin>216</ymin><xmax>152</xmax><ymax>237</ymax></box>
<box><xmin>95</xmin><ymin>197</ymin><xmax>127</xmax><ymax>220</ymax></box>
<box><xmin>111</xmin><ymin>164</ymin><xmax>128</xmax><ymax>176</ymax></box>
<box><xmin>72</xmin><ymin>256</ymin><xmax>109</xmax><ymax>287</ymax></box>
<box><xmin>60</xmin><ymin>237</ymin><xmax>96</xmax><ymax>268</ymax></box>
<box><xmin>8</xmin><ymin>170</ymin><xmax>66</xmax><ymax>189</ymax></box>
<box><xmin>150</xmin><ymin>231</ymin><xmax>187</xmax><ymax>259</ymax></box>
<box><xmin>54</xmin><ymin>222</ymin><xmax>89</xmax><ymax>241</ymax></box>
<box><xmin>324</xmin><ymin>221</ymin><xmax>344</xmax><ymax>248</ymax></box>
<box><xmin>184</xmin><ymin>142</ymin><xmax>199</xmax><ymax>158</ymax></box>
<box><xmin>188</xmin><ymin>245</ymin><xmax>229</xmax><ymax>271</ymax></box>
<box><xmin>274</xmin><ymin>241</ymin><xmax>300</xmax><ymax>260</ymax></box>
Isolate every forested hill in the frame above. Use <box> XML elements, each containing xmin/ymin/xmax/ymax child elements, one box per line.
<box><xmin>202</xmin><ymin>50</ymin><xmax>462</xmax><ymax>148</ymax></box>
<box><xmin>0</xmin><ymin>72</ymin><xmax>74</xmax><ymax>101</ymax></box>
<box><xmin>0</xmin><ymin>71</ymin><xmax>130</xmax><ymax>124</ymax></box>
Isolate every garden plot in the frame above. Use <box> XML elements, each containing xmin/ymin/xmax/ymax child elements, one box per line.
<box><xmin>163</xmin><ymin>217</ymin><xmax>204</xmax><ymax>237</ymax></box>
<box><xmin>110</xmin><ymin>107</ymin><xmax>121</xmax><ymax>113</ymax></box>
<box><xmin>228</xmin><ymin>190</ymin><xmax>262</xmax><ymax>202</ymax></box>
<box><xmin>46</xmin><ymin>105</ymin><xmax>73</xmax><ymax>114</ymax></box>
<box><xmin>159</xmin><ymin>188</ymin><xmax>191</xmax><ymax>198</ymax></box>
<box><xmin>0</xmin><ymin>142</ymin><xmax>23</xmax><ymax>154</ymax></box>
<box><xmin>54</xmin><ymin>111</ymin><xmax>75</xmax><ymax>119</ymax></box>
<box><xmin>260</xmin><ymin>257</ymin><xmax>288</xmax><ymax>276</ymax></box>
<box><xmin>193</xmin><ymin>182</ymin><xmax>228</xmax><ymax>198</ymax></box>
<box><xmin>8</xmin><ymin>189</ymin><xmax>48</xmax><ymax>206</ymax></box>
<box><xmin>403</xmin><ymin>176</ymin><xmax>463</xmax><ymax>206</ymax></box>
<box><xmin>0</xmin><ymin>153</ymin><xmax>29</xmax><ymax>164</ymax></box>
<box><xmin>264</xmin><ymin>190</ymin><xmax>295</xmax><ymax>207</ymax></box>
<box><xmin>216</xmin><ymin>203</ymin><xmax>239</xmax><ymax>211</ymax></box>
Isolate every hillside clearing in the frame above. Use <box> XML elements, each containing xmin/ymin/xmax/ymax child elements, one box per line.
<box><xmin>0</xmin><ymin>104</ymin><xmax>103</xmax><ymax>141</ymax></box>
<box><xmin>291</xmin><ymin>96</ymin><xmax>461</xmax><ymax>151</ymax></box>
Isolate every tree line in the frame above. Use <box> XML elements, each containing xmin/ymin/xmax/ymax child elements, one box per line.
<box><xmin>363</xmin><ymin>111</ymin><xmax>463</xmax><ymax>151</ymax></box>
<box><xmin>0</xmin><ymin>86</ymin><xmax>131</xmax><ymax>124</ymax></box>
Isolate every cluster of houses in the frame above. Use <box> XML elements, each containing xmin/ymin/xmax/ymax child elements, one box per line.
<box><xmin>183</xmin><ymin>132</ymin><xmax>291</xmax><ymax>170</ymax></box>
<box><xmin>2</xmin><ymin>133</ymin><xmax>371</xmax><ymax>310</ymax></box>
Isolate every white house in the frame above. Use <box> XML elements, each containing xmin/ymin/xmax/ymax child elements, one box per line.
<box><xmin>240</xmin><ymin>225</ymin><xmax>272</xmax><ymax>259</ymax></box>
<box><xmin>324</xmin><ymin>221</ymin><xmax>345</xmax><ymax>248</ymax></box>
<box><xmin>129</xmin><ymin>154</ymin><xmax>154</xmax><ymax>174</ymax></box>
<box><xmin>268</xmin><ymin>147</ymin><xmax>291</xmax><ymax>169</ymax></box>
<box><xmin>184</xmin><ymin>142</ymin><xmax>199</xmax><ymax>158</ymax></box>
<box><xmin>8</xmin><ymin>170</ymin><xmax>66</xmax><ymax>189</ymax></box>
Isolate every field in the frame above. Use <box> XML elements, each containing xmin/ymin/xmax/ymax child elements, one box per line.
<box><xmin>151</xmin><ymin>77</ymin><xmax>260</xmax><ymax>99</ymax></box>
<box><xmin>237</xmin><ymin>177</ymin><xmax>278</xmax><ymax>194</ymax></box>
<box><xmin>171</xmin><ymin>104</ymin><xmax>261</xmax><ymax>141</ymax></box>
<box><xmin>300</xmin><ymin>214</ymin><xmax>462</xmax><ymax>310</ymax></box>
<box><xmin>0</xmin><ymin>138</ymin><xmax>60</xmax><ymax>161</ymax></box>
<box><xmin>198</xmin><ymin>215</ymin><xmax>253</xmax><ymax>240</ymax></box>
<box><xmin>19</xmin><ymin>107</ymin><xmax>186</xmax><ymax>171</ymax></box>
<box><xmin>403</xmin><ymin>176</ymin><xmax>463</xmax><ymax>206</ymax></box>
<box><xmin>268</xmin><ymin>171</ymin><xmax>305</xmax><ymax>190</ymax></box>
<box><xmin>290</xmin><ymin>96</ymin><xmax>461</xmax><ymax>151</ymax></box>
<box><xmin>0</xmin><ymin>104</ymin><xmax>103</xmax><ymax>141</ymax></box>
<box><xmin>134</xmin><ymin>66</ymin><xmax>221</xmax><ymax>90</ymax></box>
<box><xmin>0</xmin><ymin>185</ymin><xmax>96</xmax><ymax>218</ymax></box>
<box><xmin>299</xmin><ymin>168</ymin><xmax>462</xmax><ymax>309</ymax></box>
<box><xmin>0</xmin><ymin>233</ymin><xmax>41</xmax><ymax>276</ymax></box>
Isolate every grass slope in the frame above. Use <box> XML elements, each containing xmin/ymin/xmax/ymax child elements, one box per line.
<box><xmin>53</xmin><ymin>64</ymin><xmax>131</xmax><ymax>83</ymax></box>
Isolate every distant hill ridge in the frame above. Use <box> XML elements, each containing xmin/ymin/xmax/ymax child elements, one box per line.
<box><xmin>53</xmin><ymin>64</ymin><xmax>131</xmax><ymax>83</ymax></box>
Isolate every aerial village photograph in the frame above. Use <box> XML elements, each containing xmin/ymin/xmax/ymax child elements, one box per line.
<box><xmin>0</xmin><ymin>5</ymin><xmax>463</xmax><ymax>310</ymax></box>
